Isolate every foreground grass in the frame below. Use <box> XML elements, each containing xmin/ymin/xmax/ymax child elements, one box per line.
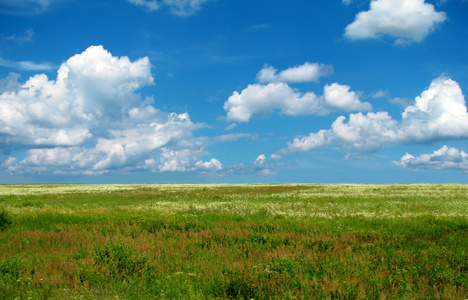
<box><xmin>0</xmin><ymin>184</ymin><xmax>467</xmax><ymax>299</ymax></box>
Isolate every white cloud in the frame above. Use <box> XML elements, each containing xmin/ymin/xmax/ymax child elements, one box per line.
<box><xmin>225</xmin><ymin>63</ymin><xmax>370</xmax><ymax>122</ymax></box>
<box><xmin>324</xmin><ymin>83</ymin><xmax>372</xmax><ymax>111</ymax></box>
<box><xmin>254</xmin><ymin>154</ymin><xmax>266</xmax><ymax>167</ymax></box>
<box><xmin>0</xmin><ymin>45</ymin><xmax>153</xmax><ymax>148</ymax></box>
<box><xmin>127</xmin><ymin>0</ymin><xmax>210</xmax><ymax>16</ymax></box>
<box><xmin>256</xmin><ymin>62</ymin><xmax>333</xmax><ymax>83</ymax></box>
<box><xmin>401</xmin><ymin>76</ymin><xmax>468</xmax><ymax>142</ymax></box>
<box><xmin>0</xmin><ymin>45</ymin><xmax>220</xmax><ymax>176</ymax></box>
<box><xmin>278</xmin><ymin>130</ymin><xmax>335</xmax><ymax>155</ymax></box>
<box><xmin>345</xmin><ymin>0</ymin><xmax>446</xmax><ymax>44</ymax></box>
<box><xmin>280</xmin><ymin>76</ymin><xmax>468</xmax><ymax>154</ymax></box>
<box><xmin>196</xmin><ymin>158</ymin><xmax>223</xmax><ymax>171</ymax></box>
<box><xmin>0</xmin><ymin>57</ymin><xmax>55</xmax><ymax>71</ymax></box>
<box><xmin>395</xmin><ymin>145</ymin><xmax>468</xmax><ymax>172</ymax></box>
<box><xmin>224</xmin><ymin>82</ymin><xmax>372</xmax><ymax>123</ymax></box>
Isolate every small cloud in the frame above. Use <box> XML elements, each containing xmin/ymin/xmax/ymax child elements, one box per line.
<box><xmin>127</xmin><ymin>0</ymin><xmax>160</xmax><ymax>11</ymax></box>
<box><xmin>225</xmin><ymin>123</ymin><xmax>237</xmax><ymax>131</ymax></box>
<box><xmin>390</xmin><ymin>97</ymin><xmax>413</xmax><ymax>107</ymax></box>
<box><xmin>256</xmin><ymin>62</ymin><xmax>334</xmax><ymax>84</ymax></box>
<box><xmin>127</xmin><ymin>0</ymin><xmax>211</xmax><ymax>16</ymax></box>
<box><xmin>196</xmin><ymin>158</ymin><xmax>223</xmax><ymax>171</ymax></box>
<box><xmin>345</xmin><ymin>0</ymin><xmax>447</xmax><ymax>45</ymax></box>
<box><xmin>372</xmin><ymin>90</ymin><xmax>390</xmax><ymax>98</ymax></box>
<box><xmin>395</xmin><ymin>145</ymin><xmax>468</xmax><ymax>173</ymax></box>
<box><xmin>6</xmin><ymin>29</ymin><xmax>34</xmax><ymax>44</ymax></box>
<box><xmin>0</xmin><ymin>57</ymin><xmax>55</xmax><ymax>71</ymax></box>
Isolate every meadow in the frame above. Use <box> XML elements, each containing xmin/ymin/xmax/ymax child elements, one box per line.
<box><xmin>0</xmin><ymin>183</ymin><xmax>467</xmax><ymax>299</ymax></box>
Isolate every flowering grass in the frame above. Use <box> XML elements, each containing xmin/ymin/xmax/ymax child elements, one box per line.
<box><xmin>0</xmin><ymin>184</ymin><xmax>467</xmax><ymax>299</ymax></box>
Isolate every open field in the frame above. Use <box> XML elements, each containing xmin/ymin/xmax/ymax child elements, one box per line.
<box><xmin>0</xmin><ymin>183</ymin><xmax>467</xmax><ymax>299</ymax></box>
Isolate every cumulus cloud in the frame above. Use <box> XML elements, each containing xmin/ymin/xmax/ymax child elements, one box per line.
<box><xmin>196</xmin><ymin>158</ymin><xmax>223</xmax><ymax>171</ymax></box>
<box><xmin>127</xmin><ymin>0</ymin><xmax>210</xmax><ymax>16</ymax></box>
<box><xmin>345</xmin><ymin>0</ymin><xmax>446</xmax><ymax>44</ymax></box>
<box><xmin>279</xmin><ymin>76</ymin><xmax>468</xmax><ymax>155</ymax></box>
<box><xmin>395</xmin><ymin>145</ymin><xmax>468</xmax><ymax>172</ymax></box>
<box><xmin>224</xmin><ymin>82</ymin><xmax>371</xmax><ymax>123</ymax></box>
<box><xmin>224</xmin><ymin>63</ymin><xmax>371</xmax><ymax>123</ymax></box>
<box><xmin>0</xmin><ymin>45</ymin><xmax>221</xmax><ymax>175</ymax></box>
<box><xmin>256</xmin><ymin>62</ymin><xmax>333</xmax><ymax>83</ymax></box>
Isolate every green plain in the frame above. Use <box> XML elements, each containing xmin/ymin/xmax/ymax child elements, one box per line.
<box><xmin>0</xmin><ymin>184</ymin><xmax>467</xmax><ymax>299</ymax></box>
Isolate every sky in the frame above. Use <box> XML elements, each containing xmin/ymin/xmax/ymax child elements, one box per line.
<box><xmin>0</xmin><ymin>0</ymin><xmax>468</xmax><ymax>184</ymax></box>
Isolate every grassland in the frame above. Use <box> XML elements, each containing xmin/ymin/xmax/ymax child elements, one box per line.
<box><xmin>0</xmin><ymin>183</ymin><xmax>467</xmax><ymax>299</ymax></box>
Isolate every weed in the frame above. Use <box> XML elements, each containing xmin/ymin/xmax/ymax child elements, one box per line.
<box><xmin>94</xmin><ymin>241</ymin><xmax>147</xmax><ymax>275</ymax></box>
<box><xmin>0</xmin><ymin>209</ymin><xmax>12</xmax><ymax>231</ymax></box>
<box><xmin>0</xmin><ymin>257</ymin><xmax>22</xmax><ymax>279</ymax></box>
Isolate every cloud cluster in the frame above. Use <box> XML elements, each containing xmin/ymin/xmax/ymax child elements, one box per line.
<box><xmin>280</xmin><ymin>76</ymin><xmax>468</xmax><ymax>155</ymax></box>
<box><xmin>216</xmin><ymin>154</ymin><xmax>277</xmax><ymax>177</ymax></box>
<box><xmin>127</xmin><ymin>0</ymin><xmax>210</xmax><ymax>16</ymax></box>
<box><xmin>396</xmin><ymin>145</ymin><xmax>468</xmax><ymax>173</ymax></box>
<box><xmin>224</xmin><ymin>63</ymin><xmax>372</xmax><ymax>123</ymax></box>
<box><xmin>345</xmin><ymin>0</ymin><xmax>446</xmax><ymax>44</ymax></box>
<box><xmin>0</xmin><ymin>45</ymin><xmax>221</xmax><ymax>175</ymax></box>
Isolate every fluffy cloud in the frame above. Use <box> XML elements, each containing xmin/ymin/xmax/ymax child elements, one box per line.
<box><xmin>0</xmin><ymin>45</ymin><xmax>153</xmax><ymax>148</ymax></box>
<box><xmin>0</xmin><ymin>46</ymin><xmax>219</xmax><ymax>175</ymax></box>
<box><xmin>256</xmin><ymin>63</ymin><xmax>333</xmax><ymax>83</ymax></box>
<box><xmin>345</xmin><ymin>0</ymin><xmax>446</xmax><ymax>44</ymax></box>
<box><xmin>395</xmin><ymin>145</ymin><xmax>468</xmax><ymax>172</ymax></box>
<box><xmin>196</xmin><ymin>158</ymin><xmax>223</xmax><ymax>171</ymax></box>
<box><xmin>224</xmin><ymin>63</ymin><xmax>371</xmax><ymax>123</ymax></box>
<box><xmin>280</xmin><ymin>76</ymin><xmax>468</xmax><ymax>155</ymax></box>
<box><xmin>127</xmin><ymin>0</ymin><xmax>210</xmax><ymax>16</ymax></box>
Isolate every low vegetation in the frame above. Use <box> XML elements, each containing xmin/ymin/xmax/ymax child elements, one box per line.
<box><xmin>0</xmin><ymin>184</ymin><xmax>467</xmax><ymax>299</ymax></box>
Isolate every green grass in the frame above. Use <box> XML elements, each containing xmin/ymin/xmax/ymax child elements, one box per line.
<box><xmin>0</xmin><ymin>184</ymin><xmax>467</xmax><ymax>299</ymax></box>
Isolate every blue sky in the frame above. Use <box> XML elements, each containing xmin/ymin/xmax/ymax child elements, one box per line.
<box><xmin>1</xmin><ymin>0</ymin><xmax>468</xmax><ymax>183</ymax></box>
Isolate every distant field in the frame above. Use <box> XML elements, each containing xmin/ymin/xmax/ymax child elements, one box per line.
<box><xmin>0</xmin><ymin>184</ymin><xmax>467</xmax><ymax>299</ymax></box>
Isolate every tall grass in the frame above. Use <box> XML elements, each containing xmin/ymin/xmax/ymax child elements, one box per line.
<box><xmin>0</xmin><ymin>184</ymin><xmax>467</xmax><ymax>299</ymax></box>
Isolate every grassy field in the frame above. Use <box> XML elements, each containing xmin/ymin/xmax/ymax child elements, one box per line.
<box><xmin>0</xmin><ymin>183</ymin><xmax>467</xmax><ymax>299</ymax></box>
